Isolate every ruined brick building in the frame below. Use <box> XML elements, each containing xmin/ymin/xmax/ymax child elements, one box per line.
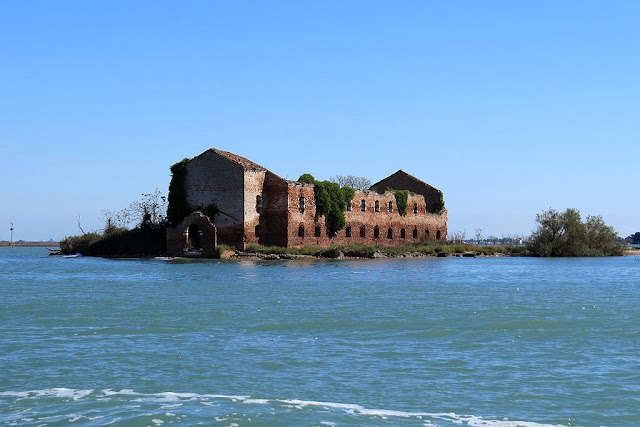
<box><xmin>166</xmin><ymin>148</ymin><xmax>447</xmax><ymax>255</ymax></box>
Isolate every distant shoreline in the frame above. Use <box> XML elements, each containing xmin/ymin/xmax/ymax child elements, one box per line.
<box><xmin>0</xmin><ymin>242</ymin><xmax>58</xmax><ymax>247</ymax></box>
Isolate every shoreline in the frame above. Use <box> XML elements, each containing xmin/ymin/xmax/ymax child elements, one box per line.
<box><xmin>0</xmin><ymin>242</ymin><xmax>58</xmax><ymax>247</ymax></box>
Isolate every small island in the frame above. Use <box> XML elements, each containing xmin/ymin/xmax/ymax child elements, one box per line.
<box><xmin>59</xmin><ymin>149</ymin><xmax>627</xmax><ymax>259</ymax></box>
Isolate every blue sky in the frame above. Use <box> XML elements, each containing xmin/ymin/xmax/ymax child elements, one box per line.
<box><xmin>1</xmin><ymin>1</ymin><xmax>638</xmax><ymax>241</ymax></box>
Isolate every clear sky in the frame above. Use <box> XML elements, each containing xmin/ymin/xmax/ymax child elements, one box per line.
<box><xmin>1</xmin><ymin>1</ymin><xmax>638</xmax><ymax>242</ymax></box>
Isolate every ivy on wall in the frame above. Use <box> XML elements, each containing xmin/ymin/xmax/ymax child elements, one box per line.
<box><xmin>393</xmin><ymin>190</ymin><xmax>410</xmax><ymax>216</ymax></box>
<box><xmin>432</xmin><ymin>195</ymin><xmax>445</xmax><ymax>213</ymax></box>
<box><xmin>298</xmin><ymin>174</ymin><xmax>355</xmax><ymax>237</ymax></box>
<box><xmin>167</xmin><ymin>158</ymin><xmax>191</xmax><ymax>225</ymax></box>
<box><xmin>168</xmin><ymin>158</ymin><xmax>220</xmax><ymax>225</ymax></box>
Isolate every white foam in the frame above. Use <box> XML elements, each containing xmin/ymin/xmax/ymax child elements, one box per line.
<box><xmin>0</xmin><ymin>388</ymin><xmax>565</xmax><ymax>426</ymax></box>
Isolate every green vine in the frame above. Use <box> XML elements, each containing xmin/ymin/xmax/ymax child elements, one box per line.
<box><xmin>432</xmin><ymin>195</ymin><xmax>445</xmax><ymax>213</ymax></box>
<box><xmin>393</xmin><ymin>190</ymin><xmax>409</xmax><ymax>216</ymax></box>
<box><xmin>167</xmin><ymin>158</ymin><xmax>191</xmax><ymax>225</ymax></box>
<box><xmin>298</xmin><ymin>174</ymin><xmax>354</xmax><ymax>237</ymax></box>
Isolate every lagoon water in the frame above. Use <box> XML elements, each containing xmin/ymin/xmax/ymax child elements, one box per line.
<box><xmin>1</xmin><ymin>248</ymin><xmax>640</xmax><ymax>426</ymax></box>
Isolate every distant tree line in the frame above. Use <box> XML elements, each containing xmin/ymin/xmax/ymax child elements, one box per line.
<box><xmin>626</xmin><ymin>232</ymin><xmax>640</xmax><ymax>245</ymax></box>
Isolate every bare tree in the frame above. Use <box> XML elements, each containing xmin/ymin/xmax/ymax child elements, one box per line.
<box><xmin>100</xmin><ymin>189</ymin><xmax>168</xmax><ymax>232</ymax></box>
<box><xmin>474</xmin><ymin>228</ymin><xmax>483</xmax><ymax>246</ymax></box>
<box><xmin>128</xmin><ymin>189</ymin><xmax>167</xmax><ymax>226</ymax></box>
<box><xmin>448</xmin><ymin>229</ymin><xmax>467</xmax><ymax>244</ymax></box>
<box><xmin>329</xmin><ymin>175</ymin><xmax>372</xmax><ymax>191</ymax></box>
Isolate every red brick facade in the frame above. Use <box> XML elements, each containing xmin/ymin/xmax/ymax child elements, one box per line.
<box><xmin>167</xmin><ymin>149</ymin><xmax>447</xmax><ymax>252</ymax></box>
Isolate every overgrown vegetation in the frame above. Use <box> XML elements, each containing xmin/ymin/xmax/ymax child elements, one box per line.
<box><xmin>167</xmin><ymin>158</ymin><xmax>191</xmax><ymax>225</ymax></box>
<box><xmin>298</xmin><ymin>174</ymin><xmax>355</xmax><ymax>237</ymax></box>
<box><xmin>527</xmin><ymin>208</ymin><xmax>625</xmax><ymax>257</ymax></box>
<box><xmin>392</xmin><ymin>190</ymin><xmax>410</xmax><ymax>216</ymax></box>
<box><xmin>432</xmin><ymin>194</ymin><xmax>445</xmax><ymax>213</ymax></box>
<box><xmin>60</xmin><ymin>190</ymin><xmax>169</xmax><ymax>256</ymax></box>
<box><xmin>60</xmin><ymin>223</ymin><xmax>166</xmax><ymax>257</ymax></box>
<box><xmin>241</xmin><ymin>242</ymin><xmax>528</xmax><ymax>258</ymax></box>
<box><xmin>298</xmin><ymin>173</ymin><xmax>316</xmax><ymax>185</ymax></box>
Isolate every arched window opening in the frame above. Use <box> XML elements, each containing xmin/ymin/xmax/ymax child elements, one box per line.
<box><xmin>360</xmin><ymin>200</ymin><xmax>366</xmax><ymax>211</ymax></box>
<box><xmin>387</xmin><ymin>228</ymin><xmax>393</xmax><ymax>239</ymax></box>
<box><xmin>426</xmin><ymin>229</ymin><xmax>431</xmax><ymax>239</ymax></box>
<box><xmin>412</xmin><ymin>228</ymin><xmax>418</xmax><ymax>239</ymax></box>
<box><xmin>346</xmin><ymin>202</ymin><xmax>352</xmax><ymax>212</ymax></box>
<box><xmin>346</xmin><ymin>227</ymin><xmax>352</xmax><ymax>238</ymax></box>
<box><xmin>187</xmin><ymin>224</ymin><xmax>201</xmax><ymax>250</ymax></box>
<box><xmin>375</xmin><ymin>200</ymin><xmax>380</xmax><ymax>212</ymax></box>
<box><xmin>400</xmin><ymin>228</ymin><xmax>406</xmax><ymax>239</ymax></box>
<box><xmin>413</xmin><ymin>203</ymin><xmax>418</xmax><ymax>214</ymax></box>
<box><xmin>315</xmin><ymin>226</ymin><xmax>321</xmax><ymax>237</ymax></box>
<box><xmin>436</xmin><ymin>230</ymin><xmax>441</xmax><ymax>240</ymax></box>
<box><xmin>374</xmin><ymin>226</ymin><xmax>380</xmax><ymax>238</ymax></box>
<box><xmin>388</xmin><ymin>201</ymin><xmax>393</xmax><ymax>213</ymax></box>
<box><xmin>299</xmin><ymin>197</ymin><xmax>306</xmax><ymax>213</ymax></box>
<box><xmin>298</xmin><ymin>225</ymin><xmax>305</xmax><ymax>237</ymax></box>
<box><xmin>360</xmin><ymin>226</ymin><xmax>366</xmax><ymax>238</ymax></box>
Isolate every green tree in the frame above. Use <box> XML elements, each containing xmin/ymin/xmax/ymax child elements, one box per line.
<box><xmin>297</xmin><ymin>173</ymin><xmax>316</xmax><ymax>184</ymax></box>
<box><xmin>297</xmin><ymin>173</ymin><xmax>354</xmax><ymax>237</ymax></box>
<box><xmin>528</xmin><ymin>208</ymin><xmax>624</xmax><ymax>257</ymax></box>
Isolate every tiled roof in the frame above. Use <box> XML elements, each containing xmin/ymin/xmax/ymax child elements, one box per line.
<box><xmin>210</xmin><ymin>148</ymin><xmax>267</xmax><ymax>171</ymax></box>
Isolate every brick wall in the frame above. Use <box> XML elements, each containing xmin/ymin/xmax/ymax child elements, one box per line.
<box><xmin>370</xmin><ymin>170</ymin><xmax>444</xmax><ymax>214</ymax></box>
<box><xmin>166</xmin><ymin>212</ymin><xmax>217</xmax><ymax>257</ymax></box>
<box><xmin>185</xmin><ymin>150</ymin><xmax>244</xmax><ymax>247</ymax></box>
<box><xmin>243</xmin><ymin>170</ymin><xmax>266</xmax><ymax>247</ymax></box>
<box><xmin>286</xmin><ymin>187</ymin><xmax>447</xmax><ymax>248</ymax></box>
<box><xmin>262</xmin><ymin>172</ymin><xmax>289</xmax><ymax>247</ymax></box>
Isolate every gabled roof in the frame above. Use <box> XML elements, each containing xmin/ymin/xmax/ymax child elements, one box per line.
<box><xmin>207</xmin><ymin>148</ymin><xmax>267</xmax><ymax>171</ymax></box>
<box><xmin>370</xmin><ymin>170</ymin><xmax>442</xmax><ymax>195</ymax></box>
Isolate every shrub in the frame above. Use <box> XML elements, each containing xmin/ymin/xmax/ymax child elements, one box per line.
<box><xmin>528</xmin><ymin>208</ymin><xmax>624</xmax><ymax>257</ymax></box>
<box><xmin>343</xmin><ymin>244</ymin><xmax>377</xmax><ymax>258</ymax></box>
<box><xmin>60</xmin><ymin>232</ymin><xmax>103</xmax><ymax>254</ymax></box>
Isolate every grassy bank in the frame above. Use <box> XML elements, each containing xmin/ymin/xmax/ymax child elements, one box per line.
<box><xmin>241</xmin><ymin>242</ymin><xmax>529</xmax><ymax>258</ymax></box>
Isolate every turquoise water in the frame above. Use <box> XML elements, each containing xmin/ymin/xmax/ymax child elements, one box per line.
<box><xmin>1</xmin><ymin>248</ymin><xmax>640</xmax><ymax>426</ymax></box>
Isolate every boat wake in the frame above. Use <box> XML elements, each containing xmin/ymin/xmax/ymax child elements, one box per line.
<box><xmin>0</xmin><ymin>388</ymin><xmax>566</xmax><ymax>426</ymax></box>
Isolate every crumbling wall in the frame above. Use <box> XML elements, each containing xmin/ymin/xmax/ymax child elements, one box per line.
<box><xmin>243</xmin><ymin>170</ymin><xmax>266</xmax><ymax>248</ymax></box>
<box><xmin>370</xmin><ymin>170</ymin><xmax>445</xmax><ymax>214</ymax></box>
<box><xmin>262</xmin><ymin>172</ymin><xmax>289</xmax><ymax>247</ymax></box>
<box><xmin>286</xmin><ymin>188</ymin><xmax>447</xmax><ymax>248</ymax></box>
<box><xmin>166</xmin><ymin>212</ymin><xmax>217</xmax><ymax>257</ymax></box>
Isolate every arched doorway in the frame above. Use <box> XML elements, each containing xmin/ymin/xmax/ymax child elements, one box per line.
<box><xmin>188</xmin><ymin>224</ymin><xmax>201</xmax><ymax>250</ymax></box>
